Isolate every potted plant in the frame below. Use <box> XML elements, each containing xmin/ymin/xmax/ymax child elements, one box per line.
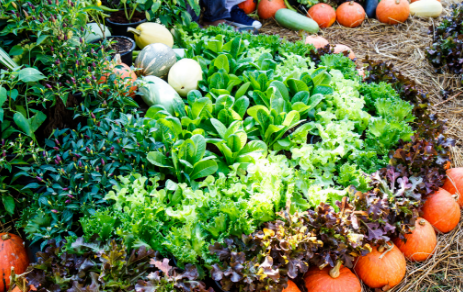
<box><xmin>105</xmin><ymin>0</ymin><xmax>148</xmax><ymax>38</ymax></box>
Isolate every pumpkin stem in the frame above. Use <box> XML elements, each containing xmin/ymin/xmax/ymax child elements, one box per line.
<box><xmin>1</xmin><ymin>233</ymin><xmax>11</xmax><ymax>240</ymax></box>
<box><xmin>329</xmin><ymin>260</ymin><xmax>342</xmax><ymax>279</ymax></box>
<box><xmin>113</xmin><ymin>54</ymin><xmax>122</xmax><ymax>66</ymax></box>
<box><xmin>419</xmin><ymin>219</ymin><xmax>426</xmax><ymax>226</ymax></box>
<box><xmin>349</xmin><ymin>0</ymin><xmax>354</xmax><ymax>4</ymax></box>
<box><xmin>379</xmin><ymin>242</ymin><xmax>393</xmax><ymax>259</ymax></box>
<box><xmin>395</xmin><ymin>0</ymin><xmax>400</xmax><ymax>3</ymax></box>
<box><xmin>127</xmin><ymin>27</ymin><xmax>141</xmax><ymax>36</ymax></box>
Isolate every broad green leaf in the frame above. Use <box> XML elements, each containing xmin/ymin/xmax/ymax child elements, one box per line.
<box><xmin>2</xmin><ymin>195</ymin><xmax>15</xmax><ymax>215</ymax></box>
<box><xmin>36</xmin><ymin>35</ymin><xmax>49</xmax><ymax>45</ymax></box>
<box><xmin>233</xmin><ymin>96</ymin><xmax>250</xmax><ymax>118</ymax></box>
<box><xmin>312</xmin><ymin>71</ymin><xmax>331</xmax><ymax>87</ymax></box>
<box><xmin>235</xmin><ymin>82</ymin><xmax>250</xmax><ymax>99</ymax></box>
<box><xmin>229</xmin><ymin>37</ymin><xmax>244</xmax><ymax>58</ymax></box>
<box><xmin>256</xmin><ymin>109</ymin><xmax>271</xmax><ymax>130</ymax></box>
<box><xmin>264</xmin><ymin>124</ymin><xmax>284</xmax><ymax>141</ymax></box>
<box><xmin>211</xmin><ymin>118</ymin><xmax>227</xmax><ymax>139</ymax></box>
<box><xmin>239</xmin><ymin>140</ymin><xmax>267</xmax><ymax>156</ymax></box>
<box><xmin>206</xmin><ymin>40</ymin><xmax>222</xmax><ymax>53</ymax></box>
<box><xmin>247</xmin><ymin>105</ymin><xmax>269</xmax><ymax>121</ymax></box>
<box><xmin>179</xmin><ymin>159</ymin><xmax>194</xmax><ymax>169</ymax></box>
<box><xmin>190</xmin><ymin>160</ymin><xmax>218</xmax><ymax>180</ymax></box>
<box><xmin>214</xmin><ymin>54</ymin><xmax>230</xmax><ymax>73</ymax></box>
<box><xmin>147</xmin><ymin>151</ymin><xmax>172</xmax><ymax>168</ymax></box>
<box><xmin>226</xmin><ymin>134</ymin><xmax>242</xmax><ymax>152</ymax></box>
<box><xmin>224</xmin><ymin>120</ymin><xmax>242</xmax><ymax>139</ymax></box>
<box><xmin>30</xmin><ymin>111</ymin><xmax>47</xmax><ymax>132</ymax></box>
<box><xmin>18</xmin><ymin>68</ymin><xmax>45</xmax><ymax>83</ymax></box>
<box><xmin>282</xmin><ymin>110</ymin><xmax>301</xmax><ymax>127</ymax></box>
<box><xmin>190</xmin><ymin>134</ymin><xmax>206</xmax><ymax>164</ymax></box>
<box><xmin>13</xmin><ymin>112</ymin><xmax>35</xmax><ymax>141</ymax></box>
<box><xmin>291</xmin><ymin>91</ymin><xmax>310</xmax><ymax>103</ymax></box>
<box><xmin>312</xmin><ymin>85</ymin><xmax>334</xmax><ymax>95</ymax></box>
<box><xmin>9</xmin><ymin>45</ymin><xmax>23</xmax><ymax>56</ymax></box>
<box><xmin>270</xmin><ymin>81</ymin><xmax>289</xmax><ymax>101</ymax></box>
<box><xmin>286</xmin><ymin>79</ymin><xmax>309</xmax><ymax>94</ymax></box>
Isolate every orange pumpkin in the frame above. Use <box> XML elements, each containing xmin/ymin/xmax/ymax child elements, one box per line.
<box><xmin>393</xmin><ymin>217</ymin><xmax>437</xmax><ymax>262</ymax></box>
<box><xmin>336</xmin><ymin>1</ymin><xmax>365</xmax><ymax>28</ymax></box>
<box><xmin>282</xmin><ymin>280</ymin><xmax>300</xmax><ymax>292</ymax></box>
<box><xmin>239</xmin><ymin>0</ymin><xmax>257</xmax><ymax>14</ymax></box>
<box><xmin>305</xmin><ymin>35</ymin><xmax>329</xmax><ymax>49</ymax></box>
<box><xmin>422</xmin><ymin>188</ymin><xmax>460</xmax><ymax>233</ymax></box>
<box><xmin>354</xmin><ymin>243</ymin><xmax>406</xmax><ymax>290</ymax></box>
<box><xmin>0</xmin><ymin>233</ymin><xmax>30</xmax><ymax>292</ymax></box>
<box><xmin>308</xmin><ymin>4</ymin><xmax>336</xmax><ymax>28</ymax></box>
<box><xmin>376</xmin><ymin>0</ymin><xmax>410</xmax><ymax>25</ymax></box>
<box><xmin>333</xmin><ymin>44</ymin><xmax>356</xmax><ymax>60</ymax></box>
<box><xmin>442</xmin><ymin>168</ymin><xmax>463</xmax><ymax>208</ymax></box>
<box><xmin>99</xmin><ymin>54</ymin><xmax>137</xmax><ymax>97</ymax></box>
<box><xmin>257</xmin><ymin>0</ymin><xmax>286</xmax><ymax>19</ymax></box>
<box><xmin>304</xmin><ymin>262</ymin><xmax>361</xmax><ymax>292</ymax></box>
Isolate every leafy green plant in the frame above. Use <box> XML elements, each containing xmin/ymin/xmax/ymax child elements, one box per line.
<box><xmin>16</xmin><ymin>111</ymin><xmax>160</xmax><ymax>245</ymax></box>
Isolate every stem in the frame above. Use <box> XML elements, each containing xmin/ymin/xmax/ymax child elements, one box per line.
<box><xmin>349</xmin><ymin>0</ymin><xmax>354</xmax><ymax>4</ymax></box>
<box><xmin>127</xmin><ymin>27</ymin><xmax>141</xmax><ymax>36</ymax></box>
<box><xmin>1</xmin><ymin>233</ymin><xmax>10</xmax><ymax>240</ymax></box>
<box><xmin>329</xmin><ymin>261</ymin><xmax>342</xmax><ymax>279</ymax></box>
<box><xmin>419</xmin><ymin>219</ymin><xmax>426</xmax><ymax>226</ymax></box>
<box><xmin>379</xmin><ymin>242</ymin><xmax>393</xmax><ymax>259</ymax></box>
<box><xmin>25</xmin><ymin>84</ymin><xmax>30</xmax><ymax>119</ymax></box>
<box><xmin>283</xmin><ymin>0</ymin><xmax>297</xmax><ymax>11</ymax></box>
<box><xmin>128</xmin><ymin>4</ymin><xmax>139</xmax><ymax>22</ymax></box>
<box><xmin>124</xmin><ymin>2</ymin><xmax>129</xmax><ymax>21</ymax></box>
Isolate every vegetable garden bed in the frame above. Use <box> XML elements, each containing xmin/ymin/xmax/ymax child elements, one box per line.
<box><xmin>1</xmin><ymin>0</ymin><xmax>462</xmax><ymax>291</ymax></box>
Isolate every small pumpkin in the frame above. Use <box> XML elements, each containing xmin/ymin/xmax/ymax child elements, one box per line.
<box><xmin>138</xmin><ymin>75</ymin><xmax>182</xmax><ymax>114</ymax></box>
<box><xmin>134</xmin><ymin>43</ymin><xmax>177</xmax><ymax>78</ymax></box>
<box><xmin>257</xmin><ymin>0</ymin><xmax>286</xmax><ymax>19</ymax></box>
<box><xmin>422</xmin><ymin>188</ymin><xmax>460</xmax><ymax>233</ymax></box>
<box><xmin>128</xmin><ymin>22</ymin><xmax>174</xmax><ymax>49</ymax></box>
<box><xmin>304</xmin><ymin>261</ymin><xmax>361</xmax><ymax>292</ymax></box>
<box><xmin>239</xmin><ymin>0</ymin><xmax>257</xmax><ymax>14</ymax></box>
<box><xmin>410</xmin><ymin>0</ymin><xmax>442</xmax><ymax>18</ymax></box>
<box><xmin>305</xmin><ymin>35</ymin><xmax>329</xmax><ymax>49</ymax></box>
<box><xmin>442</xmin><ymin>168</ymin><xmax>463</xmax><ymax>208</ymax></box>
<box><xmin>376</xmin><ymin>0</ymin><xmax>410</xmax><ymax>25</ymax></box>
<box><xmin>336</xmin><ymin>1</ymin><xmax>365</xmax><ymax>28</ymax></box>
<box><xmin>282</xmin><ymin>280</ymin><xmax>300</xmax><ymax>292</ymax></box>
<box><xmin>0</xmin><ymin>233</ymin><xmax>30</xmax><ymax>292</ymax></box>
<box><xmin>99</xmin><ymin>54</ymin><xmax>138</xmax><ymax>97</ymax></box>
<box><xmin>308</xmin><ymin>4</ymin><xmax>336</xmax><ymax>28</ymax></box>
<box><xmin>393</xmin><ymin>217</ymin><xmax>437</xmax><ymax>262</ymax></box>
<box><xmin>168</xmin><ymin>58</ymin><xmax>203</xmax><ymax>97</ymax></box>
<box><xmin>354</xmin><ymin>243</ymin><xmax>406</xmax><ymax>290</ymax></box>
<box><xmin>333</xmin><ymin>44</ymin><xmax>356</xmax><ymax>60</ymax></box>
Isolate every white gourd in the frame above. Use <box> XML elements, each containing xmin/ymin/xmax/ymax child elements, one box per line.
<box><xmin>168</xmin><ymin>59</ymin><xmax>203</xmax><ymax>97</ymax></box>
<box><xmin>410</xmin><ymin>0</ymin><xmax>442</xmax><ymax>18</ymax></box>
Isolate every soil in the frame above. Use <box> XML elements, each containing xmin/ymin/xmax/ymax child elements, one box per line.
<box><xmin>109</xmin><ymin>10</ymin><xmax>146</xmax><ymax>24</ymax></box>
<box><xmin>94</xmin><ymin>36</ymin><xmax>133</xmax><ymax>55</ymax></box>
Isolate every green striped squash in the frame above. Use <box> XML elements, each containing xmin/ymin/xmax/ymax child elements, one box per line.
<box><xmin>135</xmin><ymin>43</ymin><xmax>177</xmax><ymax>78</ymax></box>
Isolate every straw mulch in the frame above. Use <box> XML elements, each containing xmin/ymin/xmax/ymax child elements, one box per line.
<box><xmin>260</xmin><ymin>1</ymin><xmax>463</xmax><ymax>291</ymax></box>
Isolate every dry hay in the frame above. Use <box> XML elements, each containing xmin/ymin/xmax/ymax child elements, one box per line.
<box><xmin>260</xmin><ymin>1</ymin><xmax>463</xmax><ymax>291</ymax></box>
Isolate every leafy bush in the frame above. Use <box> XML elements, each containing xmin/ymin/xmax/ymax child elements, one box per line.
<box><xmin>426</xmin><ymin>3</ymin><xmax>463</xmax><ymax>80</ymax></box>
<box><xmin>16</xmin><ymin>111</ymin><xmax>161</xmax><ymax>245</ymax></box>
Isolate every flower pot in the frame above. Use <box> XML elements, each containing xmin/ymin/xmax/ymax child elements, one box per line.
<box><xmin>90</xmin><ymin>35</ymin><xmax>136</xmax><ymax>66</ymax></box>
<box><xmin>106</xmin><ymin>9</ymin><xmax>147</xmax><ymax>39</ymax></box>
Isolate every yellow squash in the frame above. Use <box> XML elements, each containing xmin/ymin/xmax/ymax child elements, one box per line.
<box><xmin>410</xmin><ymin>0</ymin><xmax>442</xmax><ymax>18</ymax></box>
<box><xmin>128</xmin><ymin>22</ymin><xmax>174</xmax><ymax>49</ymax></box>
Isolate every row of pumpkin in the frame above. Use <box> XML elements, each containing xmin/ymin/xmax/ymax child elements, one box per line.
<box><xmin>2</xmin><ymin>168</ymin><xmax>461</xmax><ymax>292</ymax></box>
<box><xmin>279</xmin><ymin>168</ymin><xmax>463</xmax><ymax>292</ymax></box>
<box><xmin>244</xmin><ymin>0</ymin><xmax>444</xmax><ymax>33</ymax></box>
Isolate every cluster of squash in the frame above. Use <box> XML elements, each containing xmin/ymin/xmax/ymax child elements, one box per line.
<box><xmin>97</xmin><ymin>21</ymin><xmax>203</xmax><ymax>108</ymax></box>
<box><xmin>241</xmin><ymin>0</ymin><xmax>443</xmax><ymax>32</ymax></box>
<box><xmin>305</xmin><ymin>35</ymin><xmax>356</xmax><ymax>60</ymax></box>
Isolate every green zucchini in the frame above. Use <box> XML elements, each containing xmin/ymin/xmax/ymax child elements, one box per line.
<box><xmin>275</xmin><ymin>9</ymin><xmax>319</xmax><ymax>33</ymax></box>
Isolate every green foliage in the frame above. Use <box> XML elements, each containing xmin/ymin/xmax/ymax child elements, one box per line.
<box><xmin>16</xmin><ymin>111</ymin><xmax>160</xmax><ymax>245</ymax></box>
